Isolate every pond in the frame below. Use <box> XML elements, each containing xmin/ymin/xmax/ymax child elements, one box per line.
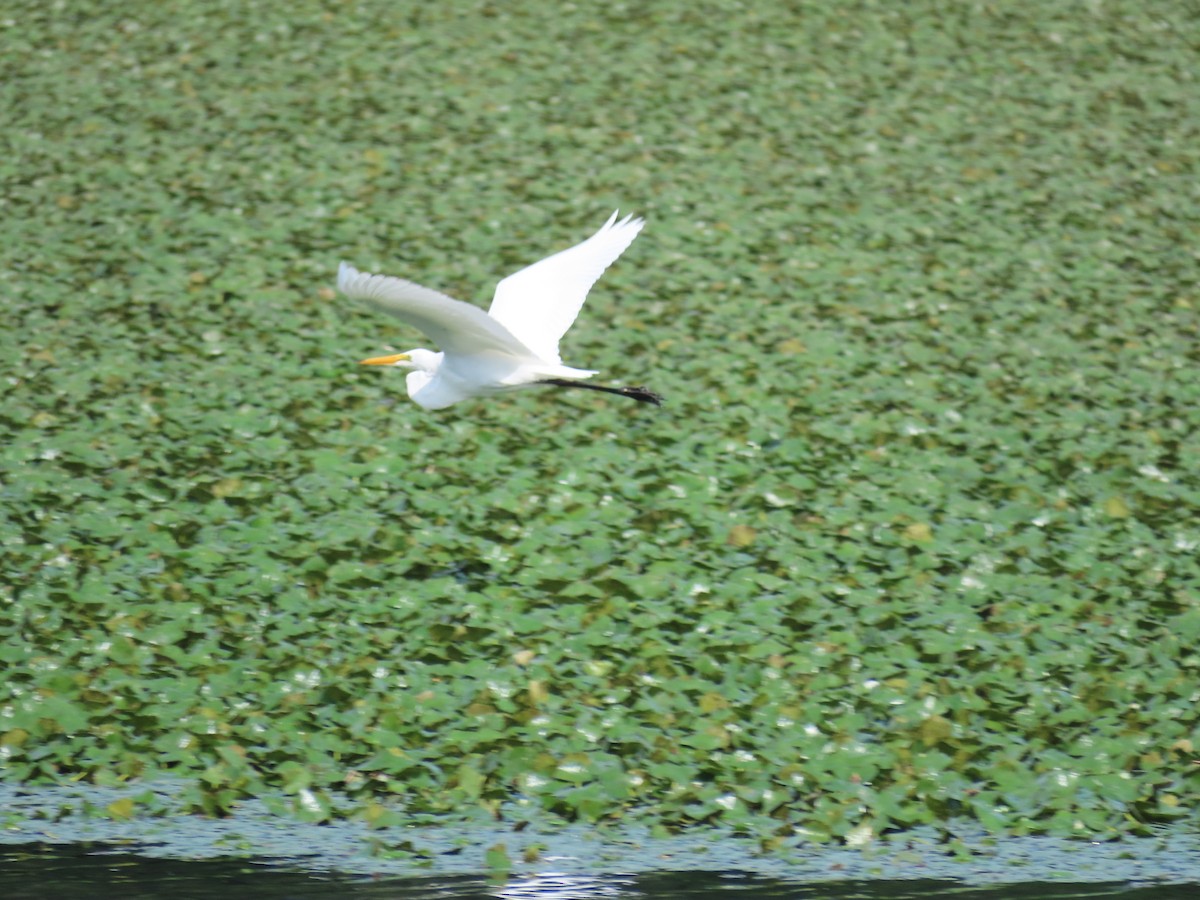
<box><xmin>0</xmin><ymin>843</ymin><xmax>1191</xmax><ymax>900</ymax></box>
<box><xmin>3</xmin><ymin>783</ymin><xmax>1197</xmax><ymax>898</ymax></box>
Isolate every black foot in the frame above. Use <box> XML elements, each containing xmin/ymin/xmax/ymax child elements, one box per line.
<box><xmin>617</xmin><ymin>386</ymin><xmax>664</xmax><ymax>406</ymax></box>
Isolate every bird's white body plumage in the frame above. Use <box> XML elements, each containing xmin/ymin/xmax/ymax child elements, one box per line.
<box><xmin>338</xmin><ymin>211</ymin><xmax>644</xmax><ymax>409</ymax></box>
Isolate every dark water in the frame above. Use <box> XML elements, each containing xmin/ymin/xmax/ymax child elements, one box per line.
<box><xmin>5</xmin><ymin>783</ymin><xmax>1199</xmax><ymax>890</ymax></box>
<box><xmin>0</xmin><ymin>843</ymin><xmax>1188</xmax><ymax>900</ymax></box>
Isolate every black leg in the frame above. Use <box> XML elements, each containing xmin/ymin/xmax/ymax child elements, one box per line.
<box><xmin>540</xmin><ymin>379</ymin><xmax>663</xmax><ymax>406</ymax></box>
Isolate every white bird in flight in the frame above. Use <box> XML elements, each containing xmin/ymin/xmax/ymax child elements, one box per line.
<box><xmin>338</xmin><ymin>211</ymin><xmax>662</xmax><ymax>410</ymax></box>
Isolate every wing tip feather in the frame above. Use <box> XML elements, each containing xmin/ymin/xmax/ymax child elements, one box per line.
<box><xmin>602</xmin><ymin>209</ymin><xmax>645</xmax><ymax>238</ymax></box>
<box><xmin>336</xmin><ymin>261</ymin><xmax>361</xmax><ymax>295</ymax></box>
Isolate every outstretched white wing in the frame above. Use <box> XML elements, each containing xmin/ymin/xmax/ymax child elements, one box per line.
<box><xmin>338</xmin><ymin>262</ymin><xmax>534</xmax><ymax>359</ymax></box>
<box><xmin>487</xmin><ymin>211</ymin><xmax>644</xmax><ymax>363</ymax></box>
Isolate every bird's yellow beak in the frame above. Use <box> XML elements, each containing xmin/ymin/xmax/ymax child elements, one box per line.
<box><xmin>359</xmin><ymin>352</ymin><xmax>410</xmax><ymax>366</ymax></box>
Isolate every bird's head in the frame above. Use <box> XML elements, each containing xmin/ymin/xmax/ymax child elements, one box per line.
<box><xmin>359</xmin><ymin>348</ymin><xmax>441</xmax><ymax>373</ymax></box>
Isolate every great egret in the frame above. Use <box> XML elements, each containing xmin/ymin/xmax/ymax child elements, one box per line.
<box><xmin>338</xmin><ymin>211</ymin><xmax>662</xmax><ymax>410</ymax></box>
